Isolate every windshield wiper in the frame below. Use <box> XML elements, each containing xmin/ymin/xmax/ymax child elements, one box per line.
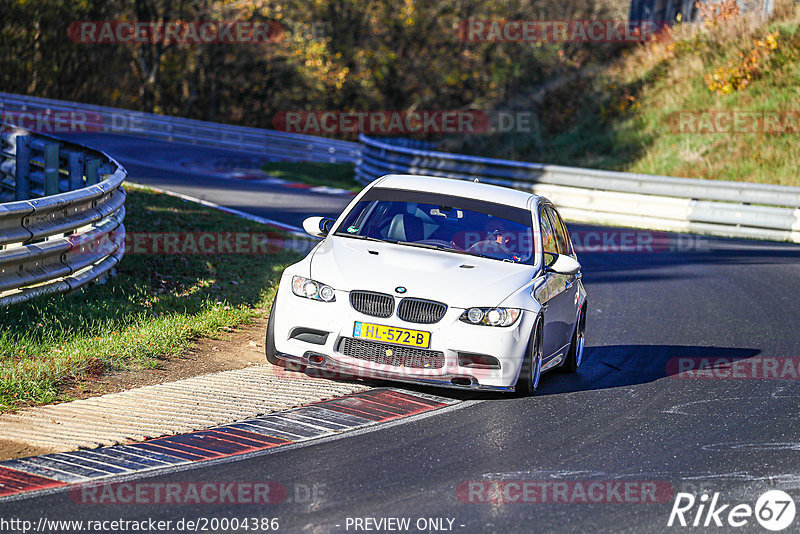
<box><xmin>393</xmin><ymin>241</ymin><xmax>472</xmax><ymax>256</ymax></box>
<box><xmin>337</xmin><ymin>233</ymin><xmax>386</xmax><ymax>243</ymax></box>
<box><xmin>400</xmin><ymin>241</ymin><xmax>527</xmax><ymax>263</ymax></box>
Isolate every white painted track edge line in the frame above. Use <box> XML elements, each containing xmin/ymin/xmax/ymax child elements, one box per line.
<box><xmin>126</xmin><ymin>181</ymin><xmax>311</xmax><ymax>236</ymax></box>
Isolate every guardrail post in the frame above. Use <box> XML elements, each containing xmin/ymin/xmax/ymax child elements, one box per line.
<box><xmin>68</xmin><ymin>151</ymin><xmax>84</xmax><ymax>191</ymax></box>
<box><xmin>15</xmin><ymin>135</ymin><xmax>31</xmax><ymax>201</ymax></box>
<box><xmin>0</xmin><ymin>118</ymin><xmax>128</xmax><ymax>307</ymax></box>
<box><xmin>85</xmin><ymin>158</ymin><xmax>100</xmax><ymax>186</ymax></box>
<box><xmin>43</xmin><ymin>142</ymin><xmax>59</xmax><ymax>196</ymax></box>
<box><xmin>99</xmin><ymin>163</ymin><xmax>114</xmax><ymax>182</ymax></box>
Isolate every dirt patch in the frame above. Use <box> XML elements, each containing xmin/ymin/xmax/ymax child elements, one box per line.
<box><xmin>0</xmin><ymin>313</ymin><xmax>271</xmax><ymax>460</ymax></box>
<box><xmin>63</xmin><ymin>313</ymin><xmax>271</xmax><ymax>400</ymax></box>
<box><xmin>0</xmin><ymin>439</ymin><xmax>58</xmax><ymax>460</ymax></box>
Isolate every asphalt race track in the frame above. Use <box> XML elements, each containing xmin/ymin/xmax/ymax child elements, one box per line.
<box><xmin>2</xmin><ymin>134</ymin><xmax>799</xmax><ymax>533</ymax></box>
<box><xmin>57</xmin><ymin>133</ymin><xmax>354</xmax><ymax>228</ymax></box>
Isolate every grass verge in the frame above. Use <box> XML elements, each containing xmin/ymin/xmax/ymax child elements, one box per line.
<box><xmin>260</xmin><ymin>161</ymin><xmax>359</xmax><ymax>191</ymax></box>
<box><xmin>538</xmin><ymin>3</ymin><xmax>800</xmax><ymax>186</ymax></box>
<box><xmin>0</xmin><ymin>186</ymin><xmax>300</xmax><ymax>412</ymax></box>
<box><xmin>443</xmin><ymin>1</ymin><xmax>800</xmax><ymax>186</ymax></box>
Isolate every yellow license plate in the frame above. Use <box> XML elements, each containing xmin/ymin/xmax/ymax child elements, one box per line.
<box><xmin>353</xmin><ymin>322</ymin><xmax>431</xmax><ymax>348</ymax></box>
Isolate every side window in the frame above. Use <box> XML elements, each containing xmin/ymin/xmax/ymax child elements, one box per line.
<box><xmin>547</xmin><ymin>207</ymin><xmax>573</xmax><ymax>256</ymax></box>
<box><xmin>539</xmin><ymin>206</ymin><xmax>557</xmax><ymax>256</ymax></box>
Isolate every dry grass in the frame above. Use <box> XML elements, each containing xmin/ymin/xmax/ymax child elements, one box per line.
<box><xmin>450</xmin><ymin>0</ymin><xmax>800</xmax><ymax>186</ymax></box>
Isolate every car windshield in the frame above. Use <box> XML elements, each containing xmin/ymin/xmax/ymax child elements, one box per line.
<box><xmin>334</xmin><ymin>187</ymin><xmax>535</xmax><ymax>264</ymax></box>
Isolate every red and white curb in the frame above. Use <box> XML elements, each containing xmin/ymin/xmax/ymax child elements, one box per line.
<box><xmin>226</xmin><ymin>172</ymin><xmax>357</xmax><ymax>197</ymax></box>
<box><xmin>0</xmin><ymin>389</ymin><xmax>457</xmax><ymax>500</ymax></box>
<box><xmin>0</xmin><ymin>365</ymin><xmax>369</xmax><ymax>452</ymax></box>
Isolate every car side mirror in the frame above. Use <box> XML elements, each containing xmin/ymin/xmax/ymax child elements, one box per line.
<box><xmin>302</xmin><ymin>216</ymin><xmax>334</xmax><ymax>238</ymax></box>
<box><xmin>544</xmin><ymin>253</ymin><xmax>581</xmax><ymax>275</ymax></box>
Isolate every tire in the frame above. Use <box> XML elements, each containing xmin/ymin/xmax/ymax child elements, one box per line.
<box><xmin>516</xmin><ymin>318</ymin><xmax>543</xmax><ymax>396</ymax></box>
<box><xmin>265</xmin><ymin>297</ymin><xmax>281</xmax><ymax>365</ymax></box>
<box><xmin>560</xmin><ymin>305</ymin><xmax>586</xmax><ymax>374</ymax></box>
<box><xmin>265</xmin><ymin>294</ymin><xmax>306</xmax><ymax>371</ymax></box>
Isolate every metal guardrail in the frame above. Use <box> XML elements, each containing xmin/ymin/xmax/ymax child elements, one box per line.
<box><xmin>356</xmin><ymin>135</ymin><xmax>800</xmax><ymax>243</ymax></box>
<box><xmin>0</xmin><ymin>92</ymin><xmax>361</xmax><ymax>165</ymax></box>
<box><xmin>0</xmin><ymin>124</ymin><xmax>126</xmax><ymax>306</ymax></box>
<box><xmin>3</xmin><ymin>92</ymin><xmax>798</xmax><ymax>244</ymax></box>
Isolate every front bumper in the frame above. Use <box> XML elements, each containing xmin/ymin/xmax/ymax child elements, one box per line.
<box><xmin>272</xmin><ymin>274</ymin><xmax>535</xmax><ymax>390</ymax></box>
<box><xmin>279</xmin><ymin>350</ymin><xmax>517</xmax><ymax>392</ymax></box>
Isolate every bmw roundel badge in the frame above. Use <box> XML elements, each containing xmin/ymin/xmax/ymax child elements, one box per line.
<box><xmin>395</xmin><ymin>286</ymin><xmax>407</xmax><ymax>294</ymax></box>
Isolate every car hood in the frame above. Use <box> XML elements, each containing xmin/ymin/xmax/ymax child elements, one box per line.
<box><xmin>308</xmin><ymin>236</ymin><xmax>534</xmax><ymax>308</ymax></box>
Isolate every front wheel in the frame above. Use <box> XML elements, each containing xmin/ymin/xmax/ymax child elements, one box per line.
<box><xmin>265</xmin><ymin>297</ymin><xmax>281</xmax><ymax>365</ymax></box>
<box><xmin>265</xmin><ymin>295</ymin><xmax>306</xmax><ymax>371</ymax></box>
<box><xmin>560</xmin><ymin>306</ymin><xmax>586</xmax><ymax>373</ymax></box>
<box><xmin>516</xmin><ymin>318</ymin><xmax>543</xmax><ymax>396</ymax></box>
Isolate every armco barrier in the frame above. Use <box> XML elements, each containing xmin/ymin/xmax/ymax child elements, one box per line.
<box><xmin>356</xmin><ymin>135</ymin><xmax>800</xmax><ymax>243</ymax></box>
<box><xmin>0</xmin><ymin>92</ymin><xmax>361</xmax><ymax>164</ymax></box>
<box><xmin>0</xmin><ymin>124</ymin><xmax>126</xmax><ymax>306</ymax></box>
<box><xmin>3</xmin><ymin>92</ymin><xmax>799</xmax><ymax>243</ymax></box>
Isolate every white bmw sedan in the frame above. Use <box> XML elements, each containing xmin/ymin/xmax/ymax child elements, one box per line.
<box><xmin>266</xmin><ymin>174</ymin><xmax>587</xmax><ymax>395</ymax></box>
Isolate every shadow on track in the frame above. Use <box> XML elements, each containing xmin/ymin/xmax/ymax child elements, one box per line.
<box><xmin>336</xmin><ymin>344</ymin><xmax>762</xmax><ymax>403</ymax></box>
<box><xmin>536</xmin><ymin>344</ymin><xmax>762</xmax><ymax>396</ymax></box>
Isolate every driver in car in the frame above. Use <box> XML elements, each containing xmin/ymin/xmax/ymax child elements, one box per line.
<box><xmin>467</xmin><ymin>217</ymin><xmax>521</xmax><ymax>261</ymax></box>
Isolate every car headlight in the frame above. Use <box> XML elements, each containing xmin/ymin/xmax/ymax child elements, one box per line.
<box><xmin>292</xmin><ymin>275</ymin><xmax>336</xmax><ymax>302</ymax></box>
<box><xmin>459</xmin><ymin>307</ymin><xmax>521</xmax><ymax>327</ymax></box>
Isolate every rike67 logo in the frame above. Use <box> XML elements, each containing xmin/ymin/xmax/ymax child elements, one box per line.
<box><xmin>668</xmin><ymin>490</ymin><xmax>796</xmax><ymax>531</ymax></box>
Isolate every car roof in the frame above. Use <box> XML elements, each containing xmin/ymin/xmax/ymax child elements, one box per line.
<box><xmin>373</xmin><ymin>174</ymin><xmax>540</xmax><ymax>210</ymax></box>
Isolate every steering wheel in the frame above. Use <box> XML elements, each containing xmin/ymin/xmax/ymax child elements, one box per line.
<box><xmin>466</xmin><ymin>239</ymin><xmax>515</xmax><ymax>259</ymax></box>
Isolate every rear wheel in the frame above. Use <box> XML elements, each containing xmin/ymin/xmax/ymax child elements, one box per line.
<box><xmin>560</xmin><ymin>306</ymin><xmax>586</xmax><ymax>373</ymax></box>
<box><xmin>516</xmin><ymin>318</ymin><xmax>543</xmax><ymax>396</ymax></box>
<box><xmin>265</xmin><ymin>295</ymin><xmax>306</xmax><ymax>371</ymax></box>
